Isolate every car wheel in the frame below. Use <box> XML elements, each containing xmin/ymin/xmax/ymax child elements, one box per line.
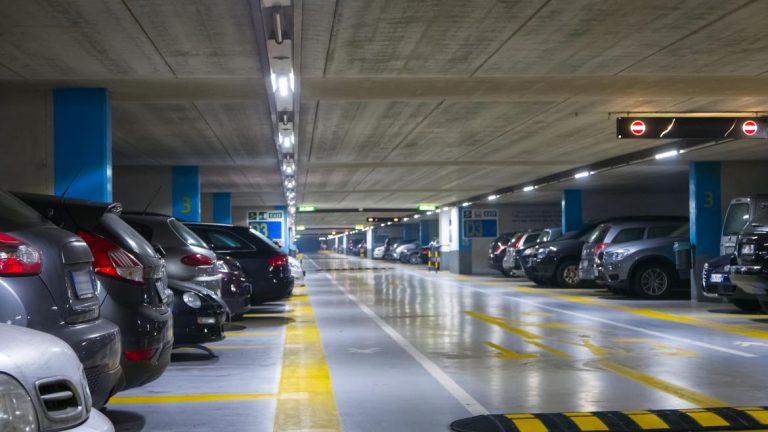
<box><xmin>731</xmin><ymin>298</ymin><xmax>763</xmax><ymax>312</ymax></box>
<box><xmin>632</xmin><ymin>262</ymin><xmax>674</xmax><ymax>299</ymax></box>
<box><xmin>501</xmin><ymin>268</ymin><xmax>513</xmax><ymax>277</ymax></box>
<box><xmin>555</xmin><ymin>259</ymin><xmax>581</xmax><ymax>288</ymax></box>
<box><xmin>409</xmin><ymin>253</ymin><xmax>420</xmax><ymax>265</ymax></box>
<box><xmin>531</xmin><ymin>277</ymin><xmax>547</xmax><ymax>286</ymax></box>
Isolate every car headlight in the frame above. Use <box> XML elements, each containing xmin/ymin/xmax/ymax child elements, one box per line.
<box><xmin>216</xmin><ymin>260</ymin><xmax>229</xmax><ymax>273</ymax></box>
<box><xmin>604</xmin><ymin>249</ymin><xmax>630</xmax><ymax>262</ymax></box>
<box><xmin>537</xmin><ymin>248</ymin><xmax>552</xmax><ymax>259</ymax></box>
<box><xmin>0</xmin><ymin>373</ymin><xmax>39</xmax><ymax>432</ymax></box>
<box><xmin>182</xmin><ymin>292</ymin><xmax>202</xmax><ymax>309</ymax></box>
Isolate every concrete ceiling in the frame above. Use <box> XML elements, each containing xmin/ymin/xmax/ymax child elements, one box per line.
<box><xmin>2</xmin><ymin>0</ymin><xmax>768</xmax><ymax>225</ymax></box>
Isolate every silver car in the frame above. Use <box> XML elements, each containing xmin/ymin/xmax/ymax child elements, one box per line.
<box><xmin>121</xmin><ymin>213</ymin><xmax>222</xmax><ymax>295</ymax></box>
<box><xmin>0</xmin><ymin>323</ymin><xmax>114</xmax><ymax>432</ymax></box>
<box><xmin>599</xmin><ymin>224</ymin><xmax>690</xmax><ymax>298</ymax></box>
<box><xmin>502</xmin><ymin>231</ymin><xmax>541</xmax><ymax>277</ymax></box>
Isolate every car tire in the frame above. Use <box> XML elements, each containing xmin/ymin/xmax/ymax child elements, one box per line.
<box><xmin>731</xmin><ymin>298</ymin><xmax>763</xmax><ymax>312</ymax></box>
<box><xmin>530</xmin><ymin>277</ymin><xmax>547</xmax><ymax>286</ymax></box>
<box><xmin>631</xmin><ymin>262</ymin><xmax>675</xmax><ymax>299</ymax></box>
<box><xmin>501</xmin><ymin>268</ymin><xmax>513</xmax><ymax>277</ymax></box>
<box><xmin>555</xmin><ymin>259</ymin><xmax>581</xmax><ymax>288</ymax></box>
<box><xmin>409</xmin><ymin>253</ymin><xmax>420</xmax><ymax>265</ymax></box>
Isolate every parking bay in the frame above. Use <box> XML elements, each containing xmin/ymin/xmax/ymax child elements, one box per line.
<box><xmin>106</xmin><ymin>253</ymin><xmax>768</xmax><ymax>431</ymax></box>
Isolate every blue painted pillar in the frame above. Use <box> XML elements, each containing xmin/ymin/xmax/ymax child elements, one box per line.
<box><xmin>562</xmin><ymin>189</ymin><xmax>583</xmax><ymax>233</ymax></box>
<box><xmin>689</xmin><ymin>162</ymin><xmax>722</xmax><ymax>301</ymax></box>
<box><xmin>53</xmin><ymin>88</ymin><xmax>112</xmax><ymax>202</ymax></box>
<box><xmin>419</xmin><ymin>220</ymin><xmax>431</xmax><ymax>245</ymax></box>
<box><xmin>457</xmin><ymin>207</ymin><xmax>472</xmax><ymax>274</ymax></box>
<box><xmin>212</xmin><ymin>192</ymin><xmax>232</xmax><ymax>224</ymax></box>
<box><xmin>403</xmin><ymin>223</ymin><xmax>419</xmax><ymax>240</ymax></box>
<box><xmin>172</xmin><ymin>166</ymin><xmax>201</xmax><ymax>222</ymax></box>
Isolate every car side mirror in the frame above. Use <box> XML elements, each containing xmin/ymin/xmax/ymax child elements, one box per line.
<box><xmin>152</xmin><ymin>243</ymin><xmax>167</xmax><ymax>258</ymax></box>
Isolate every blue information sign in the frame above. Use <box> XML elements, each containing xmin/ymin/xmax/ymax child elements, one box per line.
<box><xmin>462</xmin><ymin>209</ymin><xmax>498</xmax><ymax>239</ymax></box>
<box><xmin>247</xmin><ymin>210</ymin><xmax>284</xmax><ymax>242</ymax></box>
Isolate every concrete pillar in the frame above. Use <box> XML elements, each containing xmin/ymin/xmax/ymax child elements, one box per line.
<box><xmin>53</xmin><ymin>88</ymin><xmax>111</xmax><ymax>201</ymax></box>
<box><xmin>562</xmin><ymin>189</ymin><xmax>583</xmax><ymax>233</ymax></box>
<box><xmin>689</xmin><ymin>162</ymin><xmax>722</xmax><ymax>301</ymax></box>
<box><xmin>366</xmin><ymin>228</ymin><xmax>373</xmax><ymax>258</ymax></box>
<box><xmin>342</xmin><ymin>235</ymin><xmax>348</xmax><ymax>254</ymax></box>
<box><xmin>213</xmin><ymin>192</ymin><xmax>232</xmax><ymax>224</ymax></box>
<box><xmin>172</xmin><ymin>166</ymin><xmax>201</xmax><ymax>222</ymax></box>
<box><xmin>419</xmin><ymin>220</ymin><xmax>431</xmax><ymax>245</ymax></box>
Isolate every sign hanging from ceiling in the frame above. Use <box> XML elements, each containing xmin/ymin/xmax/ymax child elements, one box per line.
<box><xmin>616</xmin><ymin>117</ymin><xmax>768</xmax><ymax>139</ymax></box>
<box><xmin>366</xmin><ymin>217</ymin><xmax>401</xmax><ymax>223</ymax></box>
<box><xmin>247</xmin><ymin>210</ymin><xmax>284</xmax><ymax>241</ymax></box>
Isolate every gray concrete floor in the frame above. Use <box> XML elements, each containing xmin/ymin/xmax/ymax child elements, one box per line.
<box><xmin>105</xmin><ymin>252</ymin><xmax>768</xmax><ymax>431</ymax></box>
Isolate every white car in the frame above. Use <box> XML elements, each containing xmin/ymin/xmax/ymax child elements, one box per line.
<box><xmin>289</xmin><ymin>256</ymin><xmax>305</xmax><ymax>285</ymax></box>
<box><xmin>0</xmin><ymin>323</ymin><xmax>114</xmax><ymax>432</ymax></box>
<box><xmin>373</xmin><ymin>246</ymin><xmax>385</xmax><ymax>259</ymax></box>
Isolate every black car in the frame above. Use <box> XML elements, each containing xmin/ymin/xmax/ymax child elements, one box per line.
<box><xmin>522</xmin><ymin>224</ymin><xmax>600</xmax><ymax>288</ymax></box>
<box><xmin>217</xmin><ymin>254</ymin><xmax>252</xmax><ymax>319</ymax></box>
<box><xmin>168</xmin><ymin>279</ymin><xmax>227</xmax><ymax>345</ymax></box>
<box><xmin>14</xmin><ymin>193</ymin><xmax>175</xmax><ymax>390</ymax></box>
<box><xmin>0</xmin><ymin>190</ymin><xmax>122</xmax><ymax>408</ymax></box>
<box><xmin>702</xmin><ymin>254</ymin><xmax>761</xmax><ymax>311</ymax></box>
<box><xmin>730</xmin><ymin>204</ymin><xmax>768</xmax><ymax>310</ymax></box>
<box><xmin>185</xmin><ymin>223</ymin><xmax>294</xmax><ymax>304</ymax></box>
<box><xmin>488</xmin><ymin>232</ymin><xmax>519</xmax><ymax>275</ymax></box>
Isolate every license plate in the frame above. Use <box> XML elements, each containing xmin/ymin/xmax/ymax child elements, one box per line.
<box><xmin>709</xmin><ymin>273</ymin><xmax>725</xmax><ymax>283</ymax></box>
<box><xmin>70</xmin><ymin>270</ymin><xmax>96</xmax><ymax>299</ymax></box>
<box><xmin>741</xmin><ymin>244</ymin><xmax>755</xmax><ymax>255</ymax></box>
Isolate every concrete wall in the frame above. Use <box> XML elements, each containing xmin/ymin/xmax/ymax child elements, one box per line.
<box><xmin>582</xmin><ymin>190</ymin><xmax>689</xmax><ymax>223</ymax></box>
<box><xmin>201</xmin><ymin>192</ymin><xmax>213</xmax><ymax>222</ymax></box>
<box><xmin>233</xmin><ymin>206</ymin><xmax>249</xmax><ymax>225</ymax></box>
<box><xmin>113</xmin><ymin>166</ymin><xmax>172</xmax><ymax>213</ymax></box>
<box><xmin>0</xmin><ymin>88</ymin><xmax>53</xmax><ymax>193</ymax></box>
<box><xmin>721</xmin><ymin>161</ymin><xmax>768</xmax><ymax>214</ymax></box>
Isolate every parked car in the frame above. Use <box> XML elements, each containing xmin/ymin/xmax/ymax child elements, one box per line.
<box><xmin>289</xmin><ymin>255</ymin><xmax>305</xmax><ymax>286</ymax></box>
<box><xmin>502</xmin><ymin>230</ymin><xmax>542</xmax><ymax>277</ymax></box>
<box><xmin>395</xmin><ymin>240</ymin><xmax>420</xmax><ymax>263</ymax></box>
<box><xmin>488</xmin><ymin>232</ymin><xmax>521</xmax><ymax>276</ymax></box>
<box><xmin>599</xmin><ymin>224</ymin><xmax>690</xmax><ymax>298</ymax></box>
<box><xmin>373</xmin><ymin>244</ymin><xmax>386</xmax><ymax>259</ymax></box>
<box><xmin>217</xmin><ymin>254</ymin><xmax>252</xmax><ymax>319</ymax></box>
<box><xmin>729</xmin><ymin>198</ymin><xmax>768</xmax><ymax>311</ymax></box>
<box><xmin>578</xmin><ymin>216</ymin><xmax>688</xmax><ymax>285</ymax></box>
<box><xmin>536</xmin><ymin>228</ymin><xmax>562</xmax><ymax>244</ymax></box>
<box><xmin>721</xmin><ymin>196</ymin><xmax>764</xmax><ymax>255</ymax></box>
<box><xmin>0</xmin><ymin>323</ymin><xmax>115</xmax><ymax>432</ymax></box>
<box><xmin>184</xmin><ymin>223</ymin><xmax>294</xmax><ymax>304</ymax></box>
<box><xmin>168</xmin><ymin>279</ymin><xmax>227</xmax><ymax>345</ymax></box>
<box><xmin>14</xmin><ymin>193</ymin><xmax>173</xmax><ymax>391</ymax></box>
<box><xmin>702</xmin><ymin>254</ymin><xmax>761</xmax><ymax>311</ymax></box>
<box><xmin>0</xmin><ymin>190</ymin><xmax>122</xmax><ymax>408</ymax></box>
<box><xmin>121</xmin><ymin>213</ymin><xmax>222</xmax><ymax>294</ymax></box>
<box><xmin>383</xmin><ymin>237</ymin><xmax>404</xmax><ymax>260</ymax></box>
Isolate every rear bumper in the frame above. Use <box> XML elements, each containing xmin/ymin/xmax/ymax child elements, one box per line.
<box><xmin>121</xmin><ymin>336</ymin><xmax>173</xmax><ymax>390</ymax></box>
<box><xmin>172</xmin><ymin>294</ymin><xmax>227</xmax><ymax>346</ymax></box>
<box><xmin>250</xmin><ymin>277</ymin><xmax>294</xmax><ymax>305</ymax></box>
<box><xmin>85</xmin><ymin>364</ymin><xmax>124</xmax><ymax>408</ymax></box>
<box><xmin>730</xmin><ymin>266</ymin><xmax>768</xmax><ymax>297</ymax></box>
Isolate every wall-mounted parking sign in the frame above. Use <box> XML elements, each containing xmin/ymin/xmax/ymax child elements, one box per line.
<box><xmin>462</xmin><ymin>209</ymin><xmax>498</xmax><ymax>239</ymax></box>
<box><xmin>247</xmin><ymin>210</ymin><xmax>284</xmax><ymax>241</ymax></box>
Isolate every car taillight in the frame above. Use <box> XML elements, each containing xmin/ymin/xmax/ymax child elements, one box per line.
<box><xmin>0</xmin><ymin>232</ymin><xmax>42</xmax><ymax>276</ymax></box>
<box><xmin>268</xmin><ymin>255</ymin><xmax>288</xmax><ymax>268</ymax></box>
<box><xmin>124</xmin><ymin>348</ymin><xmax>157</xmax><ymax>362</ymax></box>
<box><xmin>78</xmin><ymin>231</ymin><xmax>144</xmax><ymax>285</ymax></box>
<box><xmin>513</xmin><ymin>236</ymin><xmax>523</xmax><ymax>249</ymax></box>
<box><xmin>494</xmin><ymin>243</ymin><xmax>508</xmax><ymax>254</ymax></box>
<box><xmin>595</xmin><ymin>243</ymin><xmax>610</xmax><ymax>254</ymax></box>
<box><xmin>181</xmin><ymin>253</ymin><xmax>214</xmax><ymax>267</ymax></box>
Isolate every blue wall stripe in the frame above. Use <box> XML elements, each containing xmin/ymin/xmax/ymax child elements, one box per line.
<box><xmin>562</xmin><ymin>189</ymin><xmax>583</xmax><ymax>233</ymax></box>
<box><xmin>689</xmin><ymin>162</ymin><xmax>722</xmax><ymax>257</ymax></box>
<box><xmin>212</xmin><ymin>192</ymin><xmax>232</xmax><ymax>224</ymax></box>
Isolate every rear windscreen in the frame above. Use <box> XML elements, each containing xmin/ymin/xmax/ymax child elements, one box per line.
<box><xmin>586</xmin><ymin>224</ymin><xmax>610</xmax><ymax>243</ymax></box>
<box><xmin>0</xmin><ymin>191</ymin><xmax>48</xmax><ymax>231</ymax></box>
<box><xmin>169</xmin><ymin>219</ymin><xmax>208</xmax><ymax>248</ymax></box>
<box><xmin>244</xmin><ymin>227</ymin><xmax>283</xmax><ymax>254</ymax></box>
<box><xmin>100</xmin><ymin>214</ymin><xmax>156</xmax><ymax>257</ymax></box>
<box><xmin>723</xmin><ymin>203</ymin><xmax>750</xmax><ymax>235</ymax></box>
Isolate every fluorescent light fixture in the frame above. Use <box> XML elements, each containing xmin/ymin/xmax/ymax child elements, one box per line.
<box><xmin>296</xmin><ymin>225</ymin><xmax>306</xmax><ymax>231</ymax></box>
<box><xmin>277</xmin><ymin>76</ymin><xmax>289</xmax><ymax>97</ymax></box>
<box><xmin>461</xmin><ymin>202</ymin><xmax>471</xmax><ymax>207</ymax></box>
<box><xmin>285</xmin><ymin>178</ymin><xmax>296</xmax><ymax>188</ymax></box>
<box><xmin>270</xmin><ymin>72</ymin><xmax>277</xmax><ymax>92</ymax></box>
<box><xmin>488</xmin><ymin>194</ymin><xmax>499</xmax><ymax>200</ymax></box>
<box><xmin>403</xmin><ymin>217</ymin><xmax>410</xmax><ymax>221</ymax></box>
<box><xmin>435</xmin><ymin>208</ymin><xmax>442</xmax><ymax>213</ymax></box>
<box><xmin>655</xmin><ymin>149</ymin><xmax>679</xmax><ymax>160</ymax></box>
<box><xmin>387</xmin><ymin>222</ymin><xmax>392</xmax><ymax>225</ymax></box>
<box><xmin>289</xmin><ymin>70</ymin><xmax>295</xmax><ymax>92</ymax></box>
<box><xmin>380</xmin><ymin>223</ymin><xmax>385</xmax><ymax>227</ymax></box>
<box><xmin>523</xmin><ymin>186</ymin><xmax>535</xmax><ymax>192</ymax></box>
<box><xmin>319</xmin><ymin>237</ymin><xmax>326</xmax><ymax>240</ymax></box>
<box><xmin>414</xmin><ymin>214</ymin><xmax>421</xmax><ymax>219</ymax></box>
<box><xmin>574</xmin><ymin>171</ymin><xmax>591</xmax><ymax>179</ymax></box>
<box><xmin>426</xmin><ymin>211</ymin><xmax>433</xmax><ymax>216</ymax></box>
<box><xmin>331</xmin><ymin>231</ymin><xmax>336</xmax><ymax>235</ymax></box>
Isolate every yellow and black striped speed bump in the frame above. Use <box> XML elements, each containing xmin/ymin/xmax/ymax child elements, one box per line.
<box><xmin>450</xmin><ymin>407</ymin><xmax>768</xmax><ymax>432</ymax></box>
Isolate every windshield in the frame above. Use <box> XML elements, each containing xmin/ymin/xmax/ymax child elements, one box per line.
<box><xmin>753</xmin><ymin>200</ymin><xmax>768</xmax><ymax>226</ymax></box>
<box><xmin>723</xmin><ymin>202</ymin><xmax>750</xmax><ymax>235</ymax></box>
<box><xmin>169</xmin><ymin>219</ymin><xmax>208</xmax><ymax>248</ymax></box>
<box><xmin>669</xmin><ymin>224</ymin><xmax>690</xmax><ymax>239</ymax></box>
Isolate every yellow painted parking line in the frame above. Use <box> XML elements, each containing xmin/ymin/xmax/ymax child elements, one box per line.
<box><xmin>224</xmin><ymin>331</ymin><xmax>282</xmax><ymax>337</ymax></box>
<box><xmin>464</xmin><ymin>311</ymin><xmax>542</xmax><ymax>339</ymax></box>
<box><xmin>596</xmin><ymin>360</ymin><xmax>728</xmax><ymax>408</ymax></box>
<box><xmin>504</xmin><ymin>414</ymin><xmax>548</xmax><ymax>432</ymax></box>
<box><xmin>623</xmin><ymin>410</ymin><xmax>670</xmax><ymax>429</ymax></box>
<box><xmin>110</xmin><ymin>393</ymin><xmax>275</xmax><ymax>405</ymax></box>
<box><xmin>274</xmin><ymin>288</ymin><xmax>341</xmax><ymax>431</ymax></box>
<box><xmin>485</xmin><ymin>341</ymin><xmax>538</xmax><ymax>359</ymax></box>
<box><xmin>680</xmin><ymin>409</ymin><xmax>730</xmax><ymax>427</ymax></box>
<box><xmin>524</xmin><ymin>339</ymin><xmax>571</xmax><ymax>359</ymax></box>
<box><xmin>564</xmin><ymin>412</ymin><xmax>609</xmax><ymax>431</ymax></box>
<box><xmin>509</xmin><ymin>286</ymin><xmax>768</xmax><ymax>340</ymax></box>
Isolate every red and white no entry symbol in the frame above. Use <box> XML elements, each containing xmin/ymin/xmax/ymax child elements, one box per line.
<box><xmin>742</xmin><ymin>120</ymin><xmax>758</xmax><ymax>136</ymax></box>
<box><xmin>630</xmin><ymin>120</ymin><xmax>646</xmax><ymax>135</ymax></box>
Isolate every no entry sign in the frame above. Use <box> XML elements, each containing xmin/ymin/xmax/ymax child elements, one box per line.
<box><xmin>617</xmin><ymin>117</ymin><xmax>768</xmax><ymax>139</ymax></box>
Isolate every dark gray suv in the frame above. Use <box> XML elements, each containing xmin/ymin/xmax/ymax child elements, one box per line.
<box><xmin>0</xmin><ymin>190</ymin><xmax>122</xmax><ymax>408</ymax></box>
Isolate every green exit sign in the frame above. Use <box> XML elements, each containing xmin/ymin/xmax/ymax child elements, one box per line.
<box><xmin>298</xmin><ymin>206</ymin><xmax>316</xmax><ymax>212</ymax></box>
<box><xmin>418</xmin><ymin>204</ymin><xmax>436</xmax><ymax>211</ymax></box>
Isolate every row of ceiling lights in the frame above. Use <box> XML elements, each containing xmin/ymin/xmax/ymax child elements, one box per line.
<box><xmin>261</xmin><ymin>0</ymin><xmax>297</xmax><ymax>221</ymax></box>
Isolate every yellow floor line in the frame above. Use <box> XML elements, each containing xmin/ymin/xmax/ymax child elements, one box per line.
<box><xmin>224</xmin><ymin>331</ymin><xmax>282</xmax><ymax>337</ymax></box>
<box><xmin>110</xmin><ymin>393</ymin><xmax>275</xmax><ymax>405</ymax></box>
<box><xmin>274</xmin><ymin>287</ymin><xmax>341</xmax><ymax>431</ymax></box>
<box><xmin>596</xmin><ymin>360</ymin><xmax>728</xmax><ymax>408</ymax></box>
<box><xmin>509</xmin><ymin>286</ymin><xmax>768</xmax><ymax>340</ymax></box>
<box><xmin>464</xmin><ymin>310</ymin><xmax>542</xmax><ymax>340</ymax></box>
